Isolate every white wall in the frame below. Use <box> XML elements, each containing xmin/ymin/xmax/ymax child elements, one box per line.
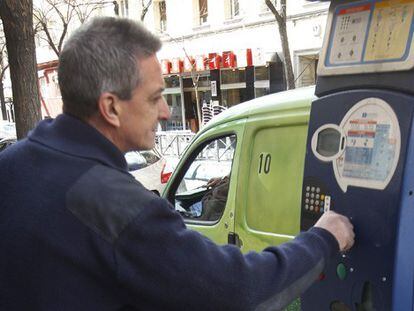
<box><xmin>149</xmin><ymin>0</ymin><xmax>328</xmax><ymax>70</ymax></box>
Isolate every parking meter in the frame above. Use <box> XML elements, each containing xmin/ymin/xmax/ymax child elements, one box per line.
<box><xmin>301</xmin><ymin>1</ymin><xmax>414</xmax><ymax>310</ymax></box>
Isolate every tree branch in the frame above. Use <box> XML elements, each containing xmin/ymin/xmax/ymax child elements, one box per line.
<box><xmin>35</xmin><ymin>0</ymin><xmax>107</xmax><ymax>56</ymax></box>
<box><xmin>39</xmin><ymin>19</ymin><xmax>60</xmax><ymax>57</ymax></box>
<box><xmin>265</xmin><ymin>0</ymin><xmax>295</xmax><ymax>89</ymax></box>
<box><xmin>0</xmin><ymin>64</ymin><xmax>9</xmax><ymax>81</ymax></box>
<box><xmin>140</xmin><ymin>0</ymin><xmax>152</xmax><ymax>21</ymax></box>
<box><xmin>265</xmin><ymin>0</ymin><xmax>284</xmax><ymax>25</ymax></box>
<box><xmin>57</xmin><ymin>22</ymin><xmax>68</xmax><ymax>54</ymax></box>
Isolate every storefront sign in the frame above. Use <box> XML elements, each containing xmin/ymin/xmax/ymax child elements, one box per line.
<box><xmin>184</xmin><ymin>57</ymin><xmax>195</xmax><ymax>72</ymax></box>
<box><xmin>246</xmin><ymin>48</ymin><xmax>253</xmax><ymax>67</ymax></box>
<box><xmin>163</xmin><ymin>48</ymin><xmax>256</xmax><ymax>74</ymax></box>
<box><xmin>209</xmin><ymin>53</ymin><xmax>222</xmax><ymax>70</ymax></box>
<box><xmin>253</xmin><ymin>48</ymin><xmax>266</xmax><ymax>66</ymax></box>
<box><xmin>161</xmin><ymin>59</ymin><xmax>171</xmax><ymax>74</ymax></box>
<box><xmin>195</xmin><ymin>55</ymin><xmax>206</xmax><ymax>71</ymax></box>
<box><xmin>223</xmin><ymin>51</ymin><xmax>236</xmax><ymax>68</ymax></box>
<box><xmin>171</xmin><ymin>58</ymin><xmax>183</xmax><ymax>73</ymax></box>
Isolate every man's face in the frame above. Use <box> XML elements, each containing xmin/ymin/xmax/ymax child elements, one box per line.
<box><xmin>118</xmin><ymin>55</ymin><xmax>170</xmax><ymax>151</ymax></box>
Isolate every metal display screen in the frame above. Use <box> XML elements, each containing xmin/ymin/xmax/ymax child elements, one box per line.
<box><xmin>301</xmin><ymin>90</ymin><xmax>412</xmax><ymax>311</ymax></box>
<box><xmin>317</xmin><ymin>128</ymin><xmax>341</xmax><ymax>157</ymax></box>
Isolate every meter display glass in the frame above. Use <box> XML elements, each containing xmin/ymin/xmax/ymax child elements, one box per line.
<box><xmin>317</xmin><ymin>128</ymin><xmax>341</xmax><ymax>157</ymax></box>
<box><xmin>334</xmin><ymin>97</ymin><xmax>401</xmax><ymax>192</ymax></box>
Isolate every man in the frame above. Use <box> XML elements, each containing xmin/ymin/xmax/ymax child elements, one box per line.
<box><xmin>0</xmin><ymin>17</ymin><xmax>354</xmax><ymax>310</ymax></box>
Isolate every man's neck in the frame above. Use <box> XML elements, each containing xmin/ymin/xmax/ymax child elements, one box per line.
<box><xmin>86</xmin><ymin>114</ymin><xmax>125</xmax><ymax>153</ymax></box>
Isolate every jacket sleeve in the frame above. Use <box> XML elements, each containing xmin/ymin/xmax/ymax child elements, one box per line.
<box><xmin>114</xmin><ymin>195</ymin><xmax>338</xmax><ymax>311</ymax></box>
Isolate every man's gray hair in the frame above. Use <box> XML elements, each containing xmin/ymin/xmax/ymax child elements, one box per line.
<box><xmin>58</xmin><ymin>17</ymin><xmax>162</xmax><ymax>119</ymax></box>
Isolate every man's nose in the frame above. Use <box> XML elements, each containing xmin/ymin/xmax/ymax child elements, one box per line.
<box><xmin>159</xmin><ymin>97</ymin><xmax>171</xmax><ymax>120</ymax></box>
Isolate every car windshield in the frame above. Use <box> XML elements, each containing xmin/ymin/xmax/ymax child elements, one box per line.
<box><xmin>139</xmin><ymin>150</ymin><xmax>160</xmax><ymax>165</ymax></box>
<box><xmin>125</xmin><ymin>151</ymin><xmax>147</xmax><ymax>171</ymax></box>
<box><xmin>124</xmin><ymin>150</ymin><xmax>161</xmax><ymax>171</ymax></box>
<box><xmin>185</xmin><ymin>160</ymin><xmax>231</xmax><ymax>180</ymax></box>
<box><xmin>0</xmin><ymin>121</ymin><xmax>16</xmax><ymax>139</ymax></box>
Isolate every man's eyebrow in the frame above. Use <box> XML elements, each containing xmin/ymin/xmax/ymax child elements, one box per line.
<box><xmin>150</xmin><ymin>87</ymin><xmax>165</xmax><ymax>98</ymax></box>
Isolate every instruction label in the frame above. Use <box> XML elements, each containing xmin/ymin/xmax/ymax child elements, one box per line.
<box><xmin>334</xmin><ymin>98</ymin><xmax>400</xmax><ymax>192</ymax></box>
<box><xmin>320</xmin><ymin>0</ymin><xmax>414</xmax><ymax>75</ymax></box>
<box><xmin>365</xmin><ymin>0</ymin><xmax>414</xmax><ymax>61</ymax></box>
<box><xmin>329</xmin><ymin>4</ymin><xmax>371</xmax><ymax>65</ymax></box>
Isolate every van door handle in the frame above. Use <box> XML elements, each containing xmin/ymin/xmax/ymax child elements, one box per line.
<box><xmin>228</xmin><ymin>232</ymin><xmax>242</xmax><ymax>248</ymax></box>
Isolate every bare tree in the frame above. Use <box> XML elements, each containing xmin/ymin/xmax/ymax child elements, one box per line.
<box><xmin>33</xmin><ymin>0</ymin><xmax>110</xmax><ymax>58</ymax></box>
<box><xmin>162</xmin><ymin>32</ymin><xmax>203</xmax><ymax>130</ymax></box>
<box><xmin>72</xmin><ymin>1</ymin><xmax>113</xmax><ymax>23</ymax></box>
<box><xmin>265</xmin><ymin>0</ymin><xmax>295</xmax><ymax>90</ymax></box>
<box><xmin>140</xmin><ymin>0</ymin><xmax>152</xmax><ymax>21</ymax></box>
<box><xmin>34</xmin><ymin>0</ymin><xmax>75</xmax><ymax>58</ymax></box>
<box><xmin>0</xmin><ymin>22</ymin><xmax>9</xmax><ymax>121</ymax></box>
<box><xmin>183</xmin><ymin>51</ymin><xmax>203</xmax><ymax>130</ymax></box>
<box><xmin>0</xmin><ymin>0</ymin><xmax>42</xmax><ymax>138</ymax></box>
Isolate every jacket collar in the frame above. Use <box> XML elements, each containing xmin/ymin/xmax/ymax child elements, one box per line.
<box><xmin>29</xmin><ymin>113</ymin><xmax>128</xmax><ymax>171</ymax></box>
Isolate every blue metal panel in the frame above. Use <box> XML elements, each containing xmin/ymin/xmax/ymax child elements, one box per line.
<box><xmin>300</xmin><ymin>89</ymin><xmax>414</xmax><ymax>310</ymax></box>
<box><xmin>392</xmin><ymin>114</ymin><xmax>414</xmax><ymax>311</ymax></box>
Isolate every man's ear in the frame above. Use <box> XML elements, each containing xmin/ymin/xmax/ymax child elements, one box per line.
<box><xmin>97</xmin><ymin>92</ymin><xmax>122</xmax><ymax>127</ymax></box>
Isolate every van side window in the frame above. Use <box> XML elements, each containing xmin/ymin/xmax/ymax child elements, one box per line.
<box><xmin>174</xmin><ymin>135</ymin><xmax>236</xmax><ymax>222</ymax></box>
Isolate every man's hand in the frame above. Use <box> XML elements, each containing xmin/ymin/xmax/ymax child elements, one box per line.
<box><xmin>314</xmin><ymin>211</ymin><xmax>355</xmax><ymax>252</ymax></box>
<box><xmin>205</xmin><ymin>176</ymin><xmax>229</xmax><ymax>188</ymax></box>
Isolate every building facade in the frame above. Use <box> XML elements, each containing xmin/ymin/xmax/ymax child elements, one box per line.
<box><xmin>140</xmin><ymin>0</ymin><xmax>329</xmax><ymax>132</ymax></box>
<box><xmin>2</xmin><ymin>0</ymin><xmax>329</xmax><ymax>131</ymax></box>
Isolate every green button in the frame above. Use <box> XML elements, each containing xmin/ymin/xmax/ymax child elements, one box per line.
<box><xmin>337</xmin><ymin>263</ymin><xmax>347</xmax><ymax>280</ymax></box>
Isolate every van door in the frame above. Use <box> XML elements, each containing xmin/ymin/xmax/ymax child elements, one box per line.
<box><xmin>164</xmin><ymin>119</ymin><xmax>245</xmax><ymax>245</ymax></box>
<box><xmin>234</xmin><ymin>110</ymin><xmax>309</xmax><ymax>252</ymax></box>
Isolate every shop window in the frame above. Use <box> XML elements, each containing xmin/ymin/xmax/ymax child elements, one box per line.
<box><xmin>220</xmin><ymin>69</ymin><xmax>247</xmax><ymax>107</ymax></box>
<box><xmin>297</xmin><ymin>54</ymin><xmax>319</xmax><ymax>87</ymax></box>
<box><xmin>183</xmin><ymin>76</ymin><xmax>211</xmax><ymax>89</ymax></box>
<box><xmin>164</xmin><ymin>75</ymin><xmax>180</xmax><ymax>88</ymax></box>
<box><xmin>254</xmin><ymin>66</ymin><xmax>270</xmax><ymax>98</ymax></box>
<box><xmin>254</xmin><ymin>66</ymin><xmax>268</xmax><ymax>82</ymax></box>
<box><xmin>221</xmin><ymin>88</ymin><xmax>253</xmax><ymax>107</ymax></box>
<box><xmin>254</xmin><ymin>87</ymin><xmax>269</xmax><ymax>98</ymax></box>
<box><xmin>173</xmin><ymin>135</ymin><xmax>236</xmax><ymax>223</ymax></box>
<box><xmin>221</xmin><ymin>68</ymin><xmax>245</xmax><ymax>84</ymax></box>
<box><xmin>160</xmin><ymin>93</ymin><xmax>183</xmax><ymax>131</ymax></box>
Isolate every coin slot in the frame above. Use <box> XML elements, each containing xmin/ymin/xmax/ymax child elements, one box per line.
<box><xmin>355</xmin><ymin>281</ymin><xmax>375</xmax><ymax>311</ymax></box>
<box><xmin>330</xmin><ymin>300</ymin><xmax>352</xmax><ymax>311</ymax></box>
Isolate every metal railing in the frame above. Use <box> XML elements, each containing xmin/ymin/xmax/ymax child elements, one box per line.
<box><xmin>155</xmin><ymin>131</ymin><xmax>195</xmax><ymax>157</ymax></box>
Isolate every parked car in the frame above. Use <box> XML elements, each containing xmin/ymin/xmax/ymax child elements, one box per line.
<box><xmin>125</xmin><ymin>149</ymin><xmax>175</xmax><ymax>195</ymax></box>
<box><xmin>0</xmin><ymin>120</ymin><xmax>16</xmax><ymax>139</ymax></box>
<box><xmin>0</xmin><ymin>136</ymin><xmax>174</xmax><ymax>195</ymax></box>
<box><xmin>0</xmin><ymin>137</ymin><xmax>16</xmax><ymax>152</ymax></box>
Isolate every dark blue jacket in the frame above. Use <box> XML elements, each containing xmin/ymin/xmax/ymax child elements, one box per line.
<box><xmin>0</xmin><ymin>114</ymin><xmax>338</xmax><ymax>311</ymax></box>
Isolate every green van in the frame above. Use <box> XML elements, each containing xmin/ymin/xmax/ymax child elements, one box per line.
<box><xmin>163</xmin><ymin>86</ymin><xmax>315</xmax><ymax>253</ymax></box>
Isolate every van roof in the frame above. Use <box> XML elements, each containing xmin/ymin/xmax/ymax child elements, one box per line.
<box><xmin>202</xmin><ymin>85</ymin><xmax>316</xmax><ymax>132</ymax></box>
